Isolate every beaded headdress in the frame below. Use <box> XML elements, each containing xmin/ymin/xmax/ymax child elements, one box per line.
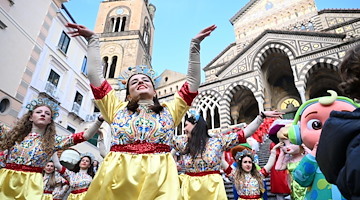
<box><xmin>188</xmin><ymin>109</ymin><xmax>201</xmax><ymax>123</ymax></box>
<box><xmin>25</xmin><ymin>98</ymin><xmax>60</xmax><ymax>119</ymax></box>
<box><xmin>235</xmin><ymin>149</ymin><xmax>253</xmax><ymax>161</ymax></box>
<box><xmin>80</xmin><ymin>152</ymin><xmax>95</xmax><ymax>164</ymax></box>
<box><xmin>117</xmin><ymin>65</ymin><xmax>160</xmax><ymax>89</ymax></box>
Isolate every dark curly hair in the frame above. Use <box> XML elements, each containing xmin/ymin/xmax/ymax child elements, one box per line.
<box><xmin>339</xmin><ymin>44</ymin><xmax>360</xmax><ymax>99</ymax></box>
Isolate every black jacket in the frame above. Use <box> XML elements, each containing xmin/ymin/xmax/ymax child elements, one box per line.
<box><xmin>317</xmin><ymin>108</ymin><xmax>360</xmax><ymax>200</ymax></box>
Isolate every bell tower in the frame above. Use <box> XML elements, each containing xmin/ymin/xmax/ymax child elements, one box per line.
<box><xmin>94</xmin><ymin>0</ymin><xmax>156</xmax><ymax>84</ymax></box>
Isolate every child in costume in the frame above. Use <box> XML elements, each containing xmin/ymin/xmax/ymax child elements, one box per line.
<box><xmin>42</xmin><ymin>161</ymin><xmax>69</xmax><ymax>200</ymax></box>
<box><xmin>52</xmin><ymin>152</ymin><xmax>95</xmax><ymax>200</ymax></box>
<box><xmin>275</xmin><ymin>123</ymin><xmax>306</xmax><ymax>200</ymax></box>
<box><xmin>0</xmin><ymin>98</ymin><xmax>101</xmax><ymax>200</ymax></box>
<box><xmin>288</xmin><ymin>90</ymin><xmax>359</xmax><ymax>200</ymax></box>
<box><xmin>173</xmin><ymin>109</ymin><xmax>283</xmax><ymax>200</ymax></box>
<box><xmin>317</xmin><ymin>44</ymin><xmax>360</xmax><ymax>199</ymax></box>
<box><xmin>65</xmin><ymin>22</ymin><xmax>214</xmax><ymax>200</ymax></box>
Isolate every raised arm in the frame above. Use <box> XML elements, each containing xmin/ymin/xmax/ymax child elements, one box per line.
<box><xmin>83</xmin><ymin>116</ymin><xmax>103</xmax><ymax>140</ymax></box>
<box><xmin>263</xmin><ymin>142</ymin><xmax>283</xmax><ymax>172</ymax></box>
<box><xmin>187</xmin><ymin>25</ymin><xmax>216</xmax><ymax>92</ymax></box>
<box><xmin>97</xmin><ymin>127</ymin><xmax>108</xmax><ymax>158</ymax></box>
<box><xmin>243</xmin><ymin>110</ymin><xmax>284</xmax><ymax>138</ymax></box>
<box><xmin>52</xmin><ymin>152</ymin><xmax>63</xmax><ymax>172</ymax></box>
<box><xmin>65</xmin><ymin>23</ymin><xmax>104</xmax><ymax>87</ymax></box>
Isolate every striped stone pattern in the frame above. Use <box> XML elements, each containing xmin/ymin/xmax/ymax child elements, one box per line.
<box><xmin>220</xmin><ymin>81</ymin><xmax>257</xmax><ymax>128</ymax></box>
<box><xmin>253</xmin><ymin>43</ymin><xmax>295</xmax><ymax>72</ymax></box>
<box><xmin>300</xmin><ymin>58</ymin><xmax>340</xmax><ymax>85</ymax></box>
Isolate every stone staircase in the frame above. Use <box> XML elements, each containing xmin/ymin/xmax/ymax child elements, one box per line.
<box><xmin>225</xmin><ymin>138</ymin><xmax>277</xmax><ymax>200</ymax></box>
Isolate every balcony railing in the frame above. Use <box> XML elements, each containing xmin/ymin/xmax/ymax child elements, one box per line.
<box><xmin>44</xmin><ymin>82</ymin><xmax>57</xmax><ymax>97</ymax></box>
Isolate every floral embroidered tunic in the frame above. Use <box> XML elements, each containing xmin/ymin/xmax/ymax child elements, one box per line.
<box><xmin>59</xmin><ymin>167</ymin><xmax>92</xmax><ymax>192</ymax></box>
<box><xmin>0</xmin><ymin>132</ymin><xmax>85</xmax><ymax>168</ymax></box>
<box><xmin>43</xmin><ymin>171</ymin><xmax>69</xmax><ymax>198</ymax></box>
<box><xmin>91</xmin><ymin>81</ymin><xmax>197</xmax><ymax>147</ymax></box>
<box><xmin>235</xmin><ymin>168</ymin><xmax>269</xmax><ymax>199</ymax></box>
<box><xmin>174</xmin><ymin>131</ymin><xmax>245</xmax><ymax>172</ymax></box>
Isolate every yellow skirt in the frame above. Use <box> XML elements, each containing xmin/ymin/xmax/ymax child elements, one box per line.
<box><xmin>0</xmin><ymin>168</ymin><xmax>43</xmax><ymax>200</ymax></box>
<box><xmin>84</xmin><ymin>151</ymin><xmax>180</xmax><ymax>200</ymax></box>
<box><xmin>42</xmin><ymin>193</ymin><xmax>53</xmax><ymax>200</ymax></box>
<box><xmin>178</xmin><ymin>173</ymin><xmax>227</xmax><ymax>200</ymax></box>
<box><xmin>68</xmin><ymin>192</ymin><xmax>87</xmax><ymax>200</ymax></box>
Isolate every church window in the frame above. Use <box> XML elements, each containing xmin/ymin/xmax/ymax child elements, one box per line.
<box><xmin>120</xmin><ymin>17</ymin><xmax>126</xmax><ymax>31</ymax></box>
<box><xmin>111</xmin><ymin>16</ymin><xmax>127</xmax><ymax>32</ymax></box>
<box><xmin>102</xmin><ymin>57</ymin><xmax>109</xmax><ymax>78</ymax></box>
<box><xmin>143</xmin><ymin>21</ymin><xmax>150</xmax><ymax>47</ymax></box>
<box><xmin>114</xmin><ymin>17</ymin><xmax>121</xmax><ymax>32</ymax></box>
<box><xmin>109</xmin><ymin>56</ymin><xmax>117</xmax><ymax>78</ymax></box>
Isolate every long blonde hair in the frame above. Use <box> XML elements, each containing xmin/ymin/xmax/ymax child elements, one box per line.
<box><xmin>43</xmin><ymin>161</ymin><xmax>57</xmax><ymax>188</ymax></box>
<box><xmin>234</xmin><ymin>155</ymin><xmax>265</xmax><ymax>194</ymax></box>
<box><xmin>0</xmin><ymin>104</ymin><xmax>56</xmax><ymax>153</ymax></box>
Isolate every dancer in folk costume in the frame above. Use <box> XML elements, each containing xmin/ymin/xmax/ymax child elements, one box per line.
<box><xmin>65</xmin><ymin>22</ymin><xmax>213</xmax><ymax>200</ymax></box>
<box><xmin>42</xmin><ymin>161</ymin><xmax>69</xmax><ymax>200</ymax></box>
<box><xmin>228</xmin><ymin>143</ymin><xmax>283</xmax><ymax>200</ymax></box>
<box><xmin>0</xmin><ymin>99</ymin><xmax>101</xmax><ymax>200</ymax></box>
<box><xmin>173</xmin><ymin>109</ymin><xmax>283</xmax><ymax>200</ymax></box>
<box><xmin>52</xmin><ymin>152</ymin><xmax>95</xmax><ymax>200</ymax></box>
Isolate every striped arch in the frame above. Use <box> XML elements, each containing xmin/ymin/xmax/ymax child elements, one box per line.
<box><xmin>299</xmin><ymin>57</ymin><xmax>341</xmax><ymax>86</ymax></box>
<box><xmin>220</xmin><ymin>81</ymin><xmax>257</xmax><ymax>127</ymax></box>
<box><xmin>252</xmin><ymin>43</ymin><xmax>296</xmax><ymax>71</ymax></box>
<box><xmin>193</xmin><ymin>89</ymin><xmax>222</xmax><ymax>129</ymax></box>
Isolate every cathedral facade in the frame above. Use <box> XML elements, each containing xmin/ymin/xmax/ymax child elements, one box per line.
<box><xmin>93</xmin><ymin>0</ymin><xmax>360</xmax><ymax>133</ymax></box>
<box><xmin>192</xmin><ymin>0</ymin><xmax>360</xmax><ymax>132</ymax></box>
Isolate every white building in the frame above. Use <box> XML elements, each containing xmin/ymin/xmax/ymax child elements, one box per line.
<box><xmin>0</xmin><ymin>0</ymin><xmax>104</xmax><ymax>161</ymax></box>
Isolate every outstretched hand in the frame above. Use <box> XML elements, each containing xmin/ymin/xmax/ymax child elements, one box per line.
<box><xmin>194</xmin><ymin>25</ymin><xmax>217</xmax><ymax>42</ymax></box>
<box><xmin>263</xmin><ymin>110</ymin><xmax>285</xmax><ymax>118</ymax></box>
<box><xmin>65</xmin><ymin>22</ymin><xmax>95</xmax><ymax>38</ymax></box>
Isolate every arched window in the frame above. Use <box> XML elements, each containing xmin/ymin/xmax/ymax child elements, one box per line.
<box><xmin>109</xmin><ymin>56</ymin><xmax>117</xmax><ymax>78</ymax></box>
<box><xmin>102</xmin><ymin>57</ymin><xmax>109</xmax><ymax>78</ymax></box>
<box><xmin>143</xmin><ymin>20</ymin><xmax>151</xmax><ymax>50</ymax></box>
